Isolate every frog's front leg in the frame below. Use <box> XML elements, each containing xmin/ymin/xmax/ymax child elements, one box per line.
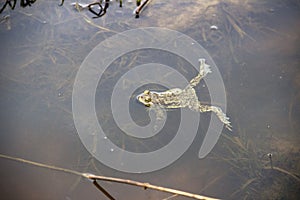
<box><xmin>152</xmin><ymin>105</ymin><xmax>166</xmax><ymax>121</ymax></box>
<box><xmin>189</xmin><ymin>59</ymin><xmax>212</xmax><ymax>87</ymax></box>
<box><xmin>148</xmin><ymin>105</ymin><xmax>166</xmax><ymax>131</ymax></box>
<box><xmin>197</xmin><ymin>104</ymin><xmax>232</xmax><ymax>131</ymax></box>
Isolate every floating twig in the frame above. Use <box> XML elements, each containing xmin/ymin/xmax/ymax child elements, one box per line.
<box><xmin>70</xmin><ymin>0</ymin><xmax>110</xmax><ymax>18</ymax></box>
<box><xmin>0</xmin><ymin>153</ymin><xmax>220</xmax><ymax>200</ymax></box>
<box><xmin>84</xmin><ymin>173</ymin><xmax>219</xmax><ymax>200</ymax></box>
<box><xmin>133</xmin><ymin>0</ymin><xmax>151</xmax><ymax>18</ymax></box>
<box><xmin>0</xmin><ymin>0</ymin><xmax>37</xmax><ymax>14</ymax></box>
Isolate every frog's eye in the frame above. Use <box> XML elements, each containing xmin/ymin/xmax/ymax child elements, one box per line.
<box><xmin>145</xmin><ymin>96</ymin><xmax>151</xmax><ymax>102</ymax></box>
<box><xmin>144</xmin><ymin>90</ymin><xmax>150</xmax><ymax>95</ymax></box>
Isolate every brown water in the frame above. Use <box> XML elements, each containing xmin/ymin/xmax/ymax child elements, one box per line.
<box><xmin>0</xmin><ymin>1</ymin><xmax>299</xmax><ymax>199</ymax></box>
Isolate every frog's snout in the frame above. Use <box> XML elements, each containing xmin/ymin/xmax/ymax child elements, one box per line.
<box><xmin>136</xmin><ymin>93</ymin><xmax>152</xmax><ymax>107</ymax></box>
<box><xmin>136</xmin><ymin>94</ymin><xmax>142</xmax><ymax>101</ymax></box>
<box><xmin>136</xmin><ymin>94</ymin><xmax>145</xmax><ymax>105</ymax></box>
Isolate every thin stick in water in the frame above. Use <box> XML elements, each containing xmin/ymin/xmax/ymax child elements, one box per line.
<box><xmin>0</xmin><ymin>153</ymin><xmax>219</xmax><ymax>200</ymax></box>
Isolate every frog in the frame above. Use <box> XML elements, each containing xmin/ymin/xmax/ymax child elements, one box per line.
<box><xmin>136</xmin><ymin>59</ymin><xmax>232</xmax><ymax>131</ymax></box>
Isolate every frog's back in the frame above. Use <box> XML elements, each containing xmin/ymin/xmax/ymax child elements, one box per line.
<box><xmin>164</xmin><ymin>88</ymin><xmax>182</xmax><ymax>95</ymax></box>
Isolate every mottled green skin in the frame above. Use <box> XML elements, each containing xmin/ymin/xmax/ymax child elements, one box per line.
<box><xmin>137</xmin><ymin>59</ymin><xmax>232</xmax><ymax>130</ymax></box>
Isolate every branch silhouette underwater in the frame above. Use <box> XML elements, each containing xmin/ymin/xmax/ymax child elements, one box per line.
<box><xmin>0</xmin><ymin>153</ymin><xmax>219</xmax><ymax>200</ymax></box>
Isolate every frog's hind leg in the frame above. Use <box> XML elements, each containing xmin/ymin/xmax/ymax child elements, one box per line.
<box><xmin>198</xmin><ymin>104</ymin><xmax>232</xmax><ymax>131</ymax></box>
<box><xmin>189</xmin><ymin>59</ymin><xmax>212</xmax><ymax>87</ymax></box>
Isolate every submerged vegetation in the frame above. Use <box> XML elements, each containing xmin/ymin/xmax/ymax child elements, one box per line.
<box><xmin>1</xmin><ymin>0</ymin><xmax>152</xmax><ymax>18</ymax></box>
<box><xmin>210</xmin><ymin>129</ymin><xmax>300</xmax><ymax>199</ymax></box>
<box><xmin>0</xmin><ymin>0</ymin><xmax>37</xmax><ymax>14</ymax></box>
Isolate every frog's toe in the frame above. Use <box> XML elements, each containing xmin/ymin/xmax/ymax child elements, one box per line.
<box><xmin>225</xmin><ymin>124</ymin><xmax>233</xmax><ymax>131</ymax></box>
<box><xmin>223</xmin><ymin>118</ymin><xmax>232</xmax><ymax>131</ymax></box>
<box><xmin>198</xmin><ymin>58</ymin><xmax>205</xmax><ymax>63</ymax></box>
<box><xmin>199</xmin><ymin>58</ymin><xmax>212</xmax><ymax>75</ymax></box>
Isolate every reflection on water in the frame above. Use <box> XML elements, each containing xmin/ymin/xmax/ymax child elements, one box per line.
<box><xmin>0</xmin><ymin>0</ymin><xmax>299</xmax><ymax>199</ymax></box>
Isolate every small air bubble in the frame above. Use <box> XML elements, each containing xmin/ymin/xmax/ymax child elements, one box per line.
<box><xmin>210</xmin><ymin>25</ymin><xmax>218</xmax><ymax>31</ymax></box>
<box><xmin>267</xmin><ymin>153</ymin><xmax>272</xmax><ymax>158</ymax></box>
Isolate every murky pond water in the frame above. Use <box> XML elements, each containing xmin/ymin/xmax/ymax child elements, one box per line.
<box><xmin>0</xmin><ymin>0</ymin><xmax>299</xmax><ymax>199</ymax></box>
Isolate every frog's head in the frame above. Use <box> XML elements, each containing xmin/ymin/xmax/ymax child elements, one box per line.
<box><xmin>136</xmin><ymin>90</ymin><xmax>153</xmax><ymax>107</ymax></box>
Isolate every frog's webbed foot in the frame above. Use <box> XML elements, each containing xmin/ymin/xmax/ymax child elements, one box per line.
<box><xmin>198</xmin><ymin>104</ymin><xmax>232</xmax><ymax>131</ymax></box>
<box><xmin>189</xmin><ymin>59</ymin><xmax>212</xmax><ymax>87</ymax></box>
<box><xmin>199</xmin><ymin>58</ymin><xmax>212</xmax><ymax>76</ymax></box>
